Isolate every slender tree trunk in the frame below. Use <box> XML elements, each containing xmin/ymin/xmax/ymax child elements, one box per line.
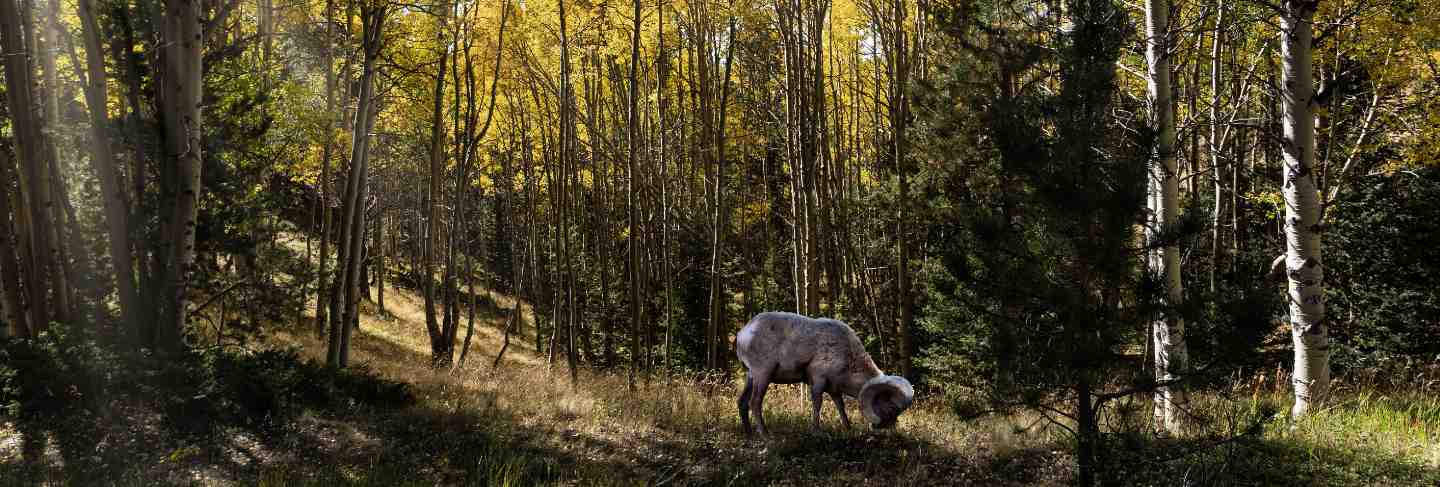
<box><xmin>1077</xmin><ymin>376</ymin><xmax>1097</xmax><ymax>487</ymax></box>
<box><xmin>1209</xmin><ymin>0</ymin><xmax>1225</xmax><ymax>294</ymax></box>
<box><xmin>315</xmin><ymin>0</ymin><xmax>337</xmax><ymax>338</ymax></box>
<box><xmin>656</xmin><ymin>0</ymin><xmax>674</xmax><ymax>371</ymax></box>
<box><xmin>883</xmin><ymin>0</ymin><xmax>914</xmax><ymax>379</ymax></box>
<box><xmin>77</xmin><ymin>0</ymin><xmax>142</xmax><ymax>336</ymax></box>
<box><xmin>38</xmin><ymin>0</ymin><xmax>71</xmax><ymax>324</ymax></box>
<box><xmin>329</xmin><ymin>2</ymin><xmax>386</xmax><ymax>368</ymax></box>
<box><xmin>627</xmin><ymin>0</ymin><xmax>643</xmax><ymax>387</ymax></box>
<box><xmin>0</xmin><ymin>0</ymin><xmax>46</xmax><ymax>337</ymax></box>
<box><xmin>492</xmin><ymin>259</ymin><xmax>524</xmax><ymax>369</ymax></box>
<box><xmin>155</xmin><ymin>0</ymin><xmax>204</xmax><ymax>354</ymax></box>
<box><xmin>0</xmin><ymin>151</ymin><xmax>28</xmax><ymax>337</ymax></box>
<box><xmin>423</xmin><ymin>1</ymin><xmax>452</xmax><ymax>367</ymax></box>
<box><xmin>1145</xmin><ymin>0</ymin><xmax>1187</xmax><ymax>434</ymax></box>
<box><xmin>376</xmin><ymin>200</ymin><xmax>386</xmax><ymax>312</ymax></box>
<box><xmin>114</xmin><ymin>9</ymin><xmax>157</xmax><ymax>337</ymax></box>
<box><xmin>558</xmin><ymin>0</ymin><xmax>579</xmax><ymax>386</ymax></box>
<box><xmin>13</xmin><ymin>0</ymin><xmax>60</xmax><ymax>335</ymax></box>
<box><xmin>705</xmin><ymin>16</ymin><xmax>737</xmax><ymax>371</ymax></box>
<box><xmin>1279</xmin><ymin>0</ymin><xmax>1327</xmax><ymax>418</ymax></box>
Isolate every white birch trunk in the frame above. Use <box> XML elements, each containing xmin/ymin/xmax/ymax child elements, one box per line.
<box><xmin>157</xmin><ymin>0</ymin><xmax>204</xmax><ymax>354</ymax></box>
<box><xmin>1279</xmin><ymin>0</ymin><xmax>1327</xmax><ymax>418</ymax></box>
<box><xmin>1144</xmin><ymin>0</ymin><xmax>1187</xmax><ymax>434</ymax></box>
<box><xmin>39</xmin><ymin>0</ymin><xmax>71</xmax><ymax>323</ymax></box>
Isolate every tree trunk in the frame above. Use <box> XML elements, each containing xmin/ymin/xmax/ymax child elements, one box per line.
<box><xmin>423</xmin><ymin>1</ymin><xmax>452</xmax><ymax>367</ymax></box>
<box><xmin>376</xmin><ymin>202</ymin><xmax>386</xmax><ymax>312</ymax></box>
<box><xmin>156</xmin><ymin>0</ymin><xmax>204</xmax><ymax>354</ymax></box>
<box><xmin>705</xmin><ymin>15</ymin><xmax>737</xmax><ymax>371</ymax></box>
<box><xmin>1076</xmin><ymin>376</ymin><xmax>1097</xmax><ymax>487</ymax></box>
<box><xmin>627</xmin><ymin>0</ymin><xmax>643</xmax><ymax>387</ymax></box>
<box><xmin>558</xmin><ymin>0</ymin><xmax>579</xmax><ymax>386</ymax></box>
<box><xmin>78</xmin><ymin>0</ymin><xmax>142</xmax><ymax>336</ymax></box>
<box><xmin>1144</xmin><ymin>0</ymin><xmax>1187</xmax><ymax>434</ymax></box>
<box><xmin>315</xmin><ymin>0</ymin><xmax>340</xmax><ymax>337</ymax></box>
<box><xmin>0</xmin><ymin>0</ymin><xmax>45</xmax><ymax>337</ymax></box>
<box><xmin>657</xmin><ymin>0</ymin><xmax>674</xmax><ymax>370</ymax></box>
<box><xmin>329</xmin><ymin>1</ymin><xmax>386</xmax><ymax>368</ymax></box>
<box><xmin>884</xmin><ymin>0</ymin><xmax>915</xmax><ymax>379</ymax></box>
<box><xmin>659</xmin><ymin>1</ymin><xmax>673</xmax><ymax>371</ymax></box>
<box><xmin>1279</xmin><ymin>0</ymin><xmax>1327</xmax><ymax>419</ymax></box>
<box><xmin>1209</xmin><ymin>0</ymin><xmax>1225</xmax><ymax>294</ymax></box>
<box><xmin>38</xmin><ymin>0</ymin><xmax>71</xmax><ymax>324</ymax></box>
<box><xmin>0</xmin><ymin>151</ymin><xmax>28</xmax><ymax>337</ymax></box>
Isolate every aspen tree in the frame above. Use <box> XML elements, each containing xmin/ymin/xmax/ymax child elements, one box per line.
<box><xmin>1144</xmin><ymin>0</ymin><xmax>1188</xmax><ymax>434</ymax></box>
<box><xmin>1278</xmin><ymin>0</ymin><xmax>1327</xmax><ymax>418</ymax></box>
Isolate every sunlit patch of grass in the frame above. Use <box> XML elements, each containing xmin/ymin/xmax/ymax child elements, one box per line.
<box><xmin>1285</xmin><ymin>389</ymin><xmax>1440</xmax><ymax>467</ymax></box>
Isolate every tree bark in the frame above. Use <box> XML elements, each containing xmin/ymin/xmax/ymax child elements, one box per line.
<box><xmin>38</xmin><ymin>0</ymin><xmax>71</xmax><ymax>324</ymax></box>
<box><xmin>881</xmin><ymin>0</ymin><xmax>915</xmax><ymax>379</ymax></box>
<box><xmin>657</xmin><ymin>0</ymin><xmax>674</xmax><ymax>370</ymax></box>
<box><xmin>329</xmin><ymin>1</ymin><xmax>386</xmax><ymax>368</ymax></box>
<box><xmin>1208</xmin><ymin>0</ymin><xmax>1226</xmax><ymax>293</ymax></box>
<box><xmin>0</xmin><ymin>0</ymin><xmax>46</xmax><ymax>337</ymax></box>
<box><xmin>558</xmin><ymin>0</ymin><xmax>579</xmax><ymax>386</ymax></box>
<box><xmin>422</xmin><ymin>0</ymin><xmax>452</xmax><ymax>367</ymax></box>
<box><xmin>156</xmin><ymin>0</ymin><xmax>204</xmax><ymax>354</ymax></box>
<box><xmin>627</xmin><ymin>0</ymin><xmax>643</xmax><ymax>386</ymax></box>
<box><xmin>704</xmin><ymin>14</ymin><xmax>737</xmax><ymax>371</ymax></box>
<box><xmin>1279</xmin><ymin>0</ymin><xmax>1327</xmax><ymax>418</ymax></box>
<box><xmin>376</xmin><ymin>198</ymin><xmax>386</xmax><ymax>312</ymax></box>
<box><xmin>0</xmin><ymin>151</ymin><xmax>28</xmax><ymax>337</ymax></box>
<box><xmin>1145</xmin><ymin>0</ymin><xmax>1187</xmax><ymax>434</ymax></box>
<box><xmin>316</xmin><ymin>0</ymin><xmax>338</xmax><ymax>338</ymax></box>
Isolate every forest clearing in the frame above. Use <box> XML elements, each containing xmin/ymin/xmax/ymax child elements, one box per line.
<box><xmin>2</xmin><ymin>0</ymin><xmax>1440</xmax><ymax>484</ymax></box>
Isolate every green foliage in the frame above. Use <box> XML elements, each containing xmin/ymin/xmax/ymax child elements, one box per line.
<box><xmin>1183</xmin><ymin>254</ymin><xmax>1285</xmax><ymax>373</ymax></box>
<box><xmin>0</xmin><ymin>324</ymin><xmax>123</xmax><ymax>421</ymax></box>
<box><xmin>1328</xmin><ymin>167</ymin><xmax>1440</xmax><ymax>368</ymax></box>
<box><xmin>912</xmin><ymin>0</ymin><xmax>1147</xmax><ymax>400</ymax></box>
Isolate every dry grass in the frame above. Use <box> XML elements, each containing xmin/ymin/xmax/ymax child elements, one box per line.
<box><xmin>249</xmin><ymin>267</ymin><xmax>1440</xmax><ymax>486</ymax></box>
<box><xmin>247</xmin><ymin>267</ymin><xmax>1074</xmax><ymax>485</ymax></box>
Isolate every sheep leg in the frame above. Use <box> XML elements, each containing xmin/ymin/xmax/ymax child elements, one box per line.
<box><xmin>809</xmin><ymin>378</ymin><xmax>828</xmax><ymax>432</ymax></box>
<box><xmin>748</xmin><ymin>371</ymin><xmax>772</xmax><ymax>436</ymax></box>
<box><xmin>830</xmin><ymin>391</ymin><xmax>851</xmax><ymax>428</ymax></box>
<box><xmin>738</xmin><ymin>373</ymin><xmax>754</xmax><ymax>435</ymax></box>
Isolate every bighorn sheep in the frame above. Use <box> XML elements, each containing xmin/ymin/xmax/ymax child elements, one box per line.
<box><xmin>736</xmin><ymin>312</ymin><xmax>914</xmax><ymax>435</ymax></box>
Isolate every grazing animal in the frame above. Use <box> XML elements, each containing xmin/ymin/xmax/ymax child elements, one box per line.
<box><xmin>735</xmin><ymin>312</ymin><xmax>914</xmax><ymax>436</ymax></box>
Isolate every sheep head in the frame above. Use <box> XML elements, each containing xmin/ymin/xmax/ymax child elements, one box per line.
<box><xmin>859</xmin><ymin>375</ymin><xmax>914</xmax><ymax>429</ymax></box>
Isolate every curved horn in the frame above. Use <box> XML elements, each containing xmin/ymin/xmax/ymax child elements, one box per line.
<box><xmin>859</xmin><ymin>375</ymin><xmax>914</xmax><ymax>428</ymax></box>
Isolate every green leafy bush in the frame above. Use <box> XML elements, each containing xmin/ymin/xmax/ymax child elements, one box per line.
<box><xmin>1328</xmin><ymin>167</ymin><xmax>1440</xmax><ymax>371</ymax></box>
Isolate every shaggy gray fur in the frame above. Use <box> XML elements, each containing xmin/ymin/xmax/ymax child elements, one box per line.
<box><xmin>736</xmin><ymin>312</ymin><xmax>913</xmax><ymax>436</ymax></box>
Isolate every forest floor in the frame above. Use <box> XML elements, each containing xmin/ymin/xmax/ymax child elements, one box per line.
<box><xmin>2</xmin><ymin>242</ymin><xmax>1439</xmax><ymax>485</ymax></box>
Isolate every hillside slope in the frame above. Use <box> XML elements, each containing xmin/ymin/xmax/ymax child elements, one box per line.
<box><xmin>251</xmin><ymin>262</ymin><xmax>1439</xmax><ymax>486</ymax></box>
<box><xmin>253</xmin><ymin>268</ymin><xmax>1052</xmax><ymax>486</ymax></box>
<box><xmin>3</xmin><ymin>240</ymin><xmax>1437</xmax><ymax>486</ymax></box>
